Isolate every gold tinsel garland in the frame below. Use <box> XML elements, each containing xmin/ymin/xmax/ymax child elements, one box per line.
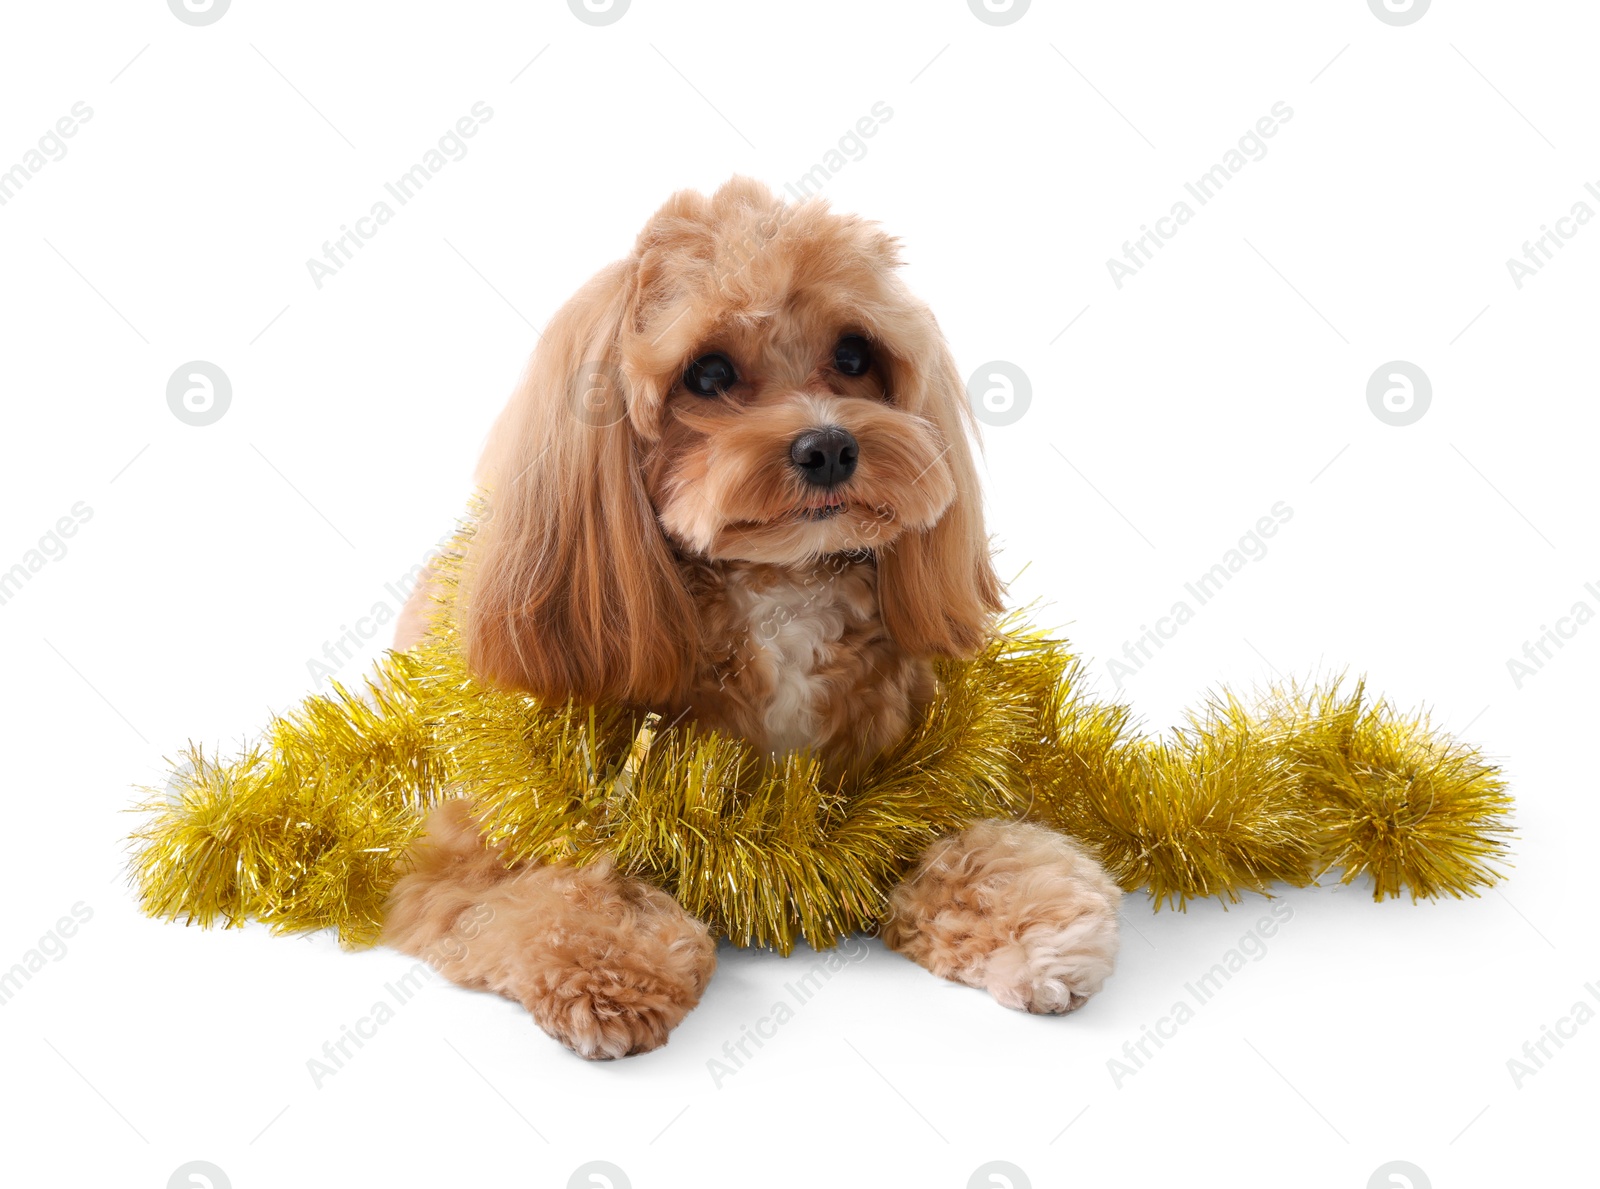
<box><xmin>130</xmin><ymin>516</ymin><xmax>1516</xmax><ymax>953</ymax></box>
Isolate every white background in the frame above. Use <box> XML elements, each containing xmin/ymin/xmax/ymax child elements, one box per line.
<box><xmin>1</xmin><ymin>1</ymin><xmax>1595</xmax><ymax>1186</ymax></box>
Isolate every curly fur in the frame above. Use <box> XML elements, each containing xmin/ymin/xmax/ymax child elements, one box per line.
<box><xmin>383</xmin><ymin>801</ymin><xmax>715</xmax><ymax>1059</ymax></box>
<box><xmin>383</xmin><ymin>178</ymin><xmax>1122</xmax><ymax>1057</ymax></box>
<box><xmin>883</xmin><ymin>820</ymin><xmax>1124</xmax><ymax>1013</ymax></box>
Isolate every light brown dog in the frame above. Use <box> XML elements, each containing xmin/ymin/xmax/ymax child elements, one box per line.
<box><xmin>383</xmin><ymin>177</ymin><xmax>1122</xmax><ymax>1059</ymax></box>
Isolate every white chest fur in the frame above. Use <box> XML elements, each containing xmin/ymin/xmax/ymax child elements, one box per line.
<box><xmin>729</xmin><ymin>570</ymin><xmax>854</xmax><ymax>757</ymax></box>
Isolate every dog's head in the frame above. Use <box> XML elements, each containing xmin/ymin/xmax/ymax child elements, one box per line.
<box><xmin>466</xmin><ymin>177</ymin><xmax>1002</xmax><ymax>705</ymax></box>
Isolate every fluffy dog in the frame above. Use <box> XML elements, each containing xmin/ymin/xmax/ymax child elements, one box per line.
<box><xmin>382</xmin><ymin>177</ymin><xmax>1122</xmax><ymax>1058</ymax></box>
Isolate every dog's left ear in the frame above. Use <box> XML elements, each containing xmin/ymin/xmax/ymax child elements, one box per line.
<box><xmin>876</xmin><ymin>310</ymin><xmax>1004</xmax><ymax>657</ymax></box>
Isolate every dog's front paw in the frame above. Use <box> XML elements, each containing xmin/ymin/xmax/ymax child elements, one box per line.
<box><xmin>978</xmin><ymin>911</ymin><xmax>1121</xmax><ymax>1014</ymax></box>
<box><xmin>516</xmin><ymin>869</ymin><xmax>717</xmax><ymax>1059</ymax></box>
<box><xmin>883</xmin><ymin>820</ymin><xmax>1123</xmax><ymax>1014</ymax></box>
<box><xmin>529</xmin><ymin>942</ymin><xmax>711</xmax><ymax>1059</ymax></box>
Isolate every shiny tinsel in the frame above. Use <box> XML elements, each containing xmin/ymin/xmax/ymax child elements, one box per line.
<box><xmin>130</xmin><ymin>514</ymin><xmax>1516</xmax><ymax>952</ymax></box>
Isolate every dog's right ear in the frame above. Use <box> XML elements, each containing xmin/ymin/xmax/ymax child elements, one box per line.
<box><xmin>462</xmin><ymin>262</ymin><xmax>697</xmax><ymax>707</ymax></box>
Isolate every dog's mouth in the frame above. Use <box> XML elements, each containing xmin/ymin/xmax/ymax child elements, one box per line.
<box><xmin>706</xmin><ymin>494</ymin><xmax>909</xmax><ymax>563</ymax></box>
<box><xmin>795</xmin><ymin>496</ymin><xmax>847</xmax><ymax>522</ymax></box>
<box><xmin>722</xmin><ymin>495</ymin><xmax>852</xmax><ymax>535</ymax></box>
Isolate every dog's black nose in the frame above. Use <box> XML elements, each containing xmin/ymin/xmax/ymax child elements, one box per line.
<box><xmin>790</xmin><ymin>427</ymin><xmax>859</xmax><ymax>488</ymax></box>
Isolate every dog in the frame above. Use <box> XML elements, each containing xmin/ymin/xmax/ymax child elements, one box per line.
<box><xmin>382</xmin><ymin>177</ymin><xmax>1123</xmax><ymax>1059</ymax></box>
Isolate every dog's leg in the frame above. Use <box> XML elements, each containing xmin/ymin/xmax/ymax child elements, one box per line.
<box><xmin>882</xmin><ymin>820</ymin><xmax>1122</xmax><ymax>1014</ymax></box>
<box><xmin>383</xmin><ymin>800</ymin><xmax>716</xmax><ymax>1058</ymax></box>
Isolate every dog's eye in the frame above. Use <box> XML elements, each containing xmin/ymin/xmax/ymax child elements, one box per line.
<box><xmin>834</xmin><ymin>336</ymin><xmax>873</xmax><ymax>377</ymax></box>
<box><xmin>683</xmin><ymin>354</ymin><xmax>738</xmax><ymax>398</ymax></box>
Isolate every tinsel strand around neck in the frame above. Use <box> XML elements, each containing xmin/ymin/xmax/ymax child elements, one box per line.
<box><xmin>129</xmin><ymin>513</ymin><xmax>1515</xmax><ymax>952</ymax></box>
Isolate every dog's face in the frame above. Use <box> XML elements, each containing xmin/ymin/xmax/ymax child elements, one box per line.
<box><xmin>465</xmin><ymin>178</ymin><xmax>1001</xmax><ymax>705</ymax></box>
<box><xmin>625</xmin><ymin>230</ymin><xmax>957</xmax><ymax>567</ymax></box>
